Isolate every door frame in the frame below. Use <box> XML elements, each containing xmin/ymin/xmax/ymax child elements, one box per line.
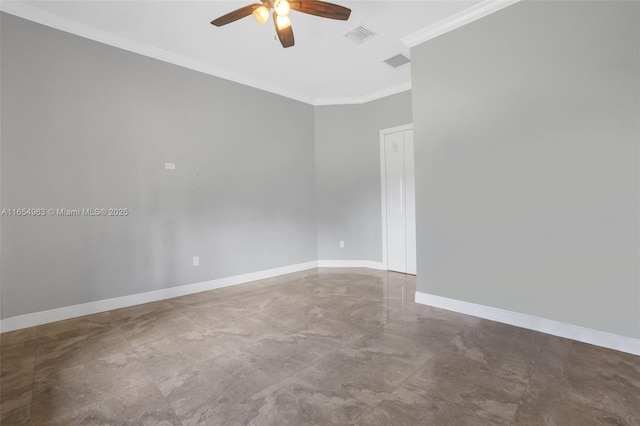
<box><xmin>379</xmin><ymin>123</ymin><xmax>413</xmax><ymax>271</ymax></box>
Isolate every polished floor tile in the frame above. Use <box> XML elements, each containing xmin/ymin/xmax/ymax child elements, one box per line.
<box><xmin>0</xmin><ymin>268</ymin><xmax>638</xmax><ymax>425</ymax></box>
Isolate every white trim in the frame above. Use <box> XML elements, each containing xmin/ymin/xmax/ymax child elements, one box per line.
<box><xmin>0</xmin><ymin>1</ymin><xmax>315</xmax><ymax>105</ymax></box>
<box><xmin>0</xmin><ymin>1</ymin><xmax>411</xmax><ymax>107</ymax></box>
<box><xmin>379</xmin><ymin>124</ymin><xmax>414</xmax><ymax>272</ymax></box>
<box><xmin>0</xmin><ymin>260</ymin><xmax>394</xmax><ymax>332</ymax></box>
<box><xmin>0</xmin><ymin>1</ymin><xmax>524</xmax><ymax>106</ymax></box>
<box><xmin>380</xmin><ymin>124</ymin><xmax>414</xmax><ymax>137</ymax></box>
<box><xmin>0</xmin><ymin>261</ymin><xmax>317</xmax><ymax>333</ymax></box>
<box><xmin>316</xmin><ymin>260</ymin><xmax>385</xmax><ymax>270</ymax></box>
<box><xmin>402</xmin><ymin>0</ymin><xmax>522</xmax><ymax>48</ymax></box>
<box><xmin>415</xmin><ymin>292</ymin><xmax>640</xmax><ymax>356</ymax></box>
<box><xmin>380</xmin><ymin>135</ymin><xmax>388</xmax><ymax>271</ymax></box>
<box><xmin>314</xmin><ymin>82</ymin><xmax>412</xmax><ymax>106</ymax></box>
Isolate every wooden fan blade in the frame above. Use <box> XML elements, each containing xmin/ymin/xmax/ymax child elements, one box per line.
<box><xmin>289</xmin><ymin>1</ymin><xmax>351</xmax><ymax>20</ymax></box>
<box><xmin>211</xmin><ymin>4</ymin><xmax>261</xmax><ymax>27</ymax></box>
<box><xmin>273</xmin><ymin>12</ymin><xmax>295</xmax><ymax>48</ymax></box>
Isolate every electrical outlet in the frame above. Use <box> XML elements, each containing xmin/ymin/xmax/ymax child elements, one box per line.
<box><xmin>339</xmin><ymin>241</ymin><xmax>345</xmax><ymax>248</ymax></box>
<box><xmin>165</xmin><ymin>163</ymin><xmax>176</xmax><ymax>170</ymax></box>
<box><xmin>192</xmin><ymin>256</ymin><xmax>199</xmax><ymax>266</ymax></box>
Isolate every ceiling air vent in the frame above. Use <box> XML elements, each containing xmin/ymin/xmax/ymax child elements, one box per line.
<box><xmin>384</xmin><ymin>54</ymin><xmax>411</xmax><ymax>69</ymax></box>
<box><xmin>344</xmin><ymin>26</ymin><xmax>377</xmax><ymax>44</ymax></box>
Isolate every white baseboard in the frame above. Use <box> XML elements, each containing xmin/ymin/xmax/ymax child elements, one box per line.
<box><xmin>317</xmin><ymin>260</ymin><xmax>386</xmax><ymax>270</ymax></box>
<box><xmin>415</xmin><ymin>292</ymin><xmax>640</xmax><ymax>356</ymax></box>
<box><xmin>0</xmin><ymin>260</ymin><xmax>392</xmax><ymax>333</ymax></box>
<box><xmin>0</xmin><ymin>261</ymin><xmax>318</xmax><ymax>333</ymax></box>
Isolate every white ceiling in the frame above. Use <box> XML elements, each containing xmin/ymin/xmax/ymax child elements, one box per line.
<box><xmin>2</xmin><ymin>1</ymin><xmax>515</xmax><ymax>104</ymax></box>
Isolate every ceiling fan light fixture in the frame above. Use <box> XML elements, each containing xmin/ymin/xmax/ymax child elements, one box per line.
<box><xmin>252</xmin><ymin>5</ymin><xmax>270</xmax><ymax>24</ymax></box>
<box><xmin>274</xmin><ymin>0</ymin><xmax>291</xmax><ymax>16</ymax></box>
<box><xmin>276</xmin><ymin>15</ymin><xmax>292</xmax><ymax>30</ymax></box>
<box><xmin>211</xmin><ymin>0</ymin><xmax>351</xmax><ymax>48</ymax></box>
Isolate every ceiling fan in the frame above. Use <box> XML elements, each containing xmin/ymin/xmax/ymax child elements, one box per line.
<box><xmin>210</xmin><ymin>0</ymin><xmax>351</xmax><ymax>48</ymax></box>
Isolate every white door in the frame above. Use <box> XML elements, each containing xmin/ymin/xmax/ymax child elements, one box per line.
<box><xmin>382</xmin><ymin>127</ymin><xmax>416</xmax><ymax>275</ymax></box>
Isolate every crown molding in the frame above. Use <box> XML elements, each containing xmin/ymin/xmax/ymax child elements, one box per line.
<box><xmin>1</xmin><ymin>0</ymin><xmax>518</xmax><ymax>106</ymax></box>
<box><xmin>313</xmin><ymin>82</ymin><xmax>411</xmax><ymax>106</ymax></box>
<box><xmin>0</xmin><ymin>1</ymin><xmax>409</xmax><ymax>106</ymax></box>
<box><xmin>402</xmin><ymin>0</ymin><xmax>522</xmax><ymax>48</ymax></box>
<box><xmin>0</xmin><ymin>1</ymin><xmax>315</xmax><ymax>105</ymax></box>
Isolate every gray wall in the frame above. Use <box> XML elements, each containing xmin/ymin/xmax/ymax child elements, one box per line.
<box><xmin>1</xmin><ymin>13</ymin><xmax>318</xmax><ymax>319</ymax></box>
<box><xmin>412</xmin><ymin>1</ymin><xmax>639</xmax><ymax>338</ymax></box>
<box><xmin>314</xmin><ymin>92</ymin><xmax>413</xmax><ymax>261</ymax></box>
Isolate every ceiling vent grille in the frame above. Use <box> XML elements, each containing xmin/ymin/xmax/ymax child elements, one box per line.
<box><xmin>384</xmin><ymin>54</ymin><xmax>411</xmax><ymax>69</ymax></box>
<box><xmin>344</xmin><ymin>26</ymin><xmax>376</xmax><ymax>44</ymax></box>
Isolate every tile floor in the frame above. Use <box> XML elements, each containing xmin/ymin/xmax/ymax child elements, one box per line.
<box><xmin>0</xmin><ymin>268</ymin><xmax>638</xmax><ymax>425</ymax></box>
